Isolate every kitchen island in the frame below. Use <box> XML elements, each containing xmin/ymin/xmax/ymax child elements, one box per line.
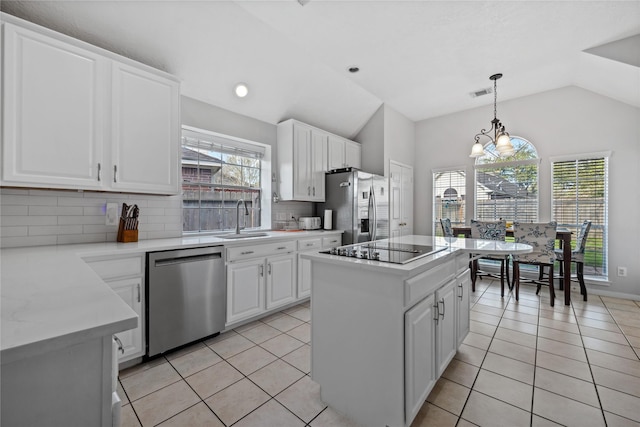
<box><xmin>302</xmin><ymin>235</ymin><xmax>531</xmax><ymax>427</ymax></box>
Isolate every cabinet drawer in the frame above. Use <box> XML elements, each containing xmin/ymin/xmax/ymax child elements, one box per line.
<box><xmin>322</xmin><ymin>235</ymin><xmax>342</xmax><ymax>248</ymax></box>
<box><xmin>227</xmin><ymin>240</ymin><xmax>296</xmax><ymax>262</ymax></box>
<box><xmin>85</xmin><ymin>255</ymin><xmax>144</xmax><ymax>281</ymax></box>
<box><xmin>404</xmin><ymin>261</ymin><xmax>454</xmax><ymax>307</ymax></box>
<box><xmin>298</xmin><ymin>238</ymin><xmax>322</xmax><ymax>251</ymax></box>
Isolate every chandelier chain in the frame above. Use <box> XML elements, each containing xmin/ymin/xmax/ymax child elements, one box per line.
<box><xmin>493</xmin><ymin>77</ymin><xmax>498</xmax><ymax>120</ymax></box>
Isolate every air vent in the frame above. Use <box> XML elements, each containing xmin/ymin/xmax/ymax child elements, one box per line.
<box><xmin>470</xmin><ymin>87</ymin><xmax>493</xmax><ymax>98</ymax></box>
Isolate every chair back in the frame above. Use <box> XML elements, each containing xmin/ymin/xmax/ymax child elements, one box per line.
<box><xmin>575</xmin><ymin>220</ymin><xmax>592</xmax><ymax>254</ymax></box>
<box><xmin>512</xmin><ymin>221</ymin><xmax>558</xmax><ymax>264</ymax></box>
<box><xmin>440</xmin><ymin>218</ymin><xmax>454</xmax><ymax>237</ymax></box>
<box><xmin>470</xmin><ymin>219</ymin><xmax>506</xmax><ymax>241</ymax></box>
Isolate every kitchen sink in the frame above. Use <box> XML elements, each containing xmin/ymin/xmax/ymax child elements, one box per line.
<box><xmin>220</xmin><ymin>232</ymin><xmax>269</xmax><ymax>239</ymax></box>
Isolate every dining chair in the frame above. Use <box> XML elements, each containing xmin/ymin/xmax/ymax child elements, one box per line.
<box><xmin>440</xmin><ymin>218</ymin><xmax>454</xmax><ymax>237</ymax></box>
<box><xmin>469</xmin><ymin>219</ymin><xmax>510</xmax><ymax>296</ymax></box>
<box><xmin>555</xmin><ymin>220</ymin><xmax>592</xmax><ymax>301</ymax></box>
<box><xmin>512</xmin><ymin>221</ymin><xmax>558</xmax><ymax>306</ymax></box>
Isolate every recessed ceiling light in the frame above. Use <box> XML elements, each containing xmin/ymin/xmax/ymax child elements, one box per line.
<box><xmin>348</xmin><ymin>66</ymin><xmax>360</xmax><ymax>73</ymax></box>
<box><xmin>234</xmin><ymin>83</ymin><xmax>249</xmax><ymax>98</ymax></box>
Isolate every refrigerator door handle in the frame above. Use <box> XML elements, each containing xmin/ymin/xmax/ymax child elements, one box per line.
<box><xmin>369</xmin><ymin>187</ymin><xmax>377</xmax><ymax>241</ymax></box>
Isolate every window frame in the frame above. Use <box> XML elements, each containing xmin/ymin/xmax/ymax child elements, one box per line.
<box><xmin>181</xmin><ymin>125</ymin><xmax>272</xmax><ymax>234</ymax></box>
<box><xmin>550</xmin><ymin>151</ymin><xmax>610</xmax><ymax>281</ymax></box>
<box><xmin>432</xmin><ymin>166</ymin><xmax>467</xmax><ymax>236</ymax></box>
<box><xmin>474</xmin><ymin>137</ymin><xmax>540</xmax><ymax>223</ymax></box>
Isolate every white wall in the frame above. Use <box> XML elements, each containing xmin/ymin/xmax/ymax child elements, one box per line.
<box><xmin>355</xmin><ymin>104</ymin><xmax>416</xmax><ymax>176</ymax></box>
<box><xmin>415</xmin><ymin>86</ymin><xmax>640</xmax><ymax>297</ymax></box>
<box><xmin>383</xmin><ymin>104</ymin><xmax>416</xmax><ymax>175</ymax></box>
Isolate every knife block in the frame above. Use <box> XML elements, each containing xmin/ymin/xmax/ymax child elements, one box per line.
<box><xmin>117</xmin><ymin>218</ymin><xmax>138</xmax><ymax>243</ymax></box>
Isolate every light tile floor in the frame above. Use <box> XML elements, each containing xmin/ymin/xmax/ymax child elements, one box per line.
<box><xmin>119</xmin><ymin>280</ymin><xmax>640</xmax><ymax>426</ymax></box>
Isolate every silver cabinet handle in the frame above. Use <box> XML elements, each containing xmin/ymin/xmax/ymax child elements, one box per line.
<box><xmin>439</xmin><ymin>298</ymin><xmax>445</xmax><ymax>319</ymax></box>
<box><xmin>241</xmin><ymin>251</ymin><xmax>254</xmax><ymax>255</ymax></box>
<box><xmin>259</xmin><ymin>264</ymin><xmax>264</xmax><ymax>277</ymax></box>
<box><xmin>308</xmin><ymin>186</ymin><xmax>311</xmax><ymax>196</ymax></box>
<box><xmin>113</xmin><ymin>165</ymin><xmax>118</xmax><ymax>183</ymax></box>
<box><xmin>268</xmin><ymin>263</ymin><xmax>272</xmax><ymax>275</ymax></box>
<box><xmin>114</xmin><ymin>335</ymin><xmax>125</xmax><ymax>354</ymax></box>
<box><xmin>305</xmin><ymin>243</ymin><xmax>314</xmax><ymax>247</ymax></box>
<box><xmin>277</xmin><ymin>246</ymin><xmax>286</xmax><ymax>250</ymax></box>
<box><xmin>97</xmin><ymin>163</ymin><xmax>101</xmax><ymax>182</ymax></box>
<box><xmin>137</xmin><ymin>283</ymin><xmax>141</xmax><ymax>303</ymax></box>
<box><xmin>458</xmin><ymin>283</ymin><xmax>464</xmax><ymax>299</ymax></box>
<box><xmin>313</xmin><ymin>186</ymin><xmax>316</xmax><ymax>196</ymax></box>
<box><xmin>433</xmin><ymin>303</ymin><xmax>439</xmax><ymax>323</ymax></box>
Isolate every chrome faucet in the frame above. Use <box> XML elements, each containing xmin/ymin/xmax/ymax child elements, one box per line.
<box><xmin>235</xmin><ymin>199</ymin><xmax>249</xmax><ymax>234</ymax></box>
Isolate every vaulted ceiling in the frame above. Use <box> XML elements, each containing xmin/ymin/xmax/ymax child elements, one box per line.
<box><xmin>2</xmin><ymin>1</ymin><xmax>639</xmax><ymax>138</ymax></box>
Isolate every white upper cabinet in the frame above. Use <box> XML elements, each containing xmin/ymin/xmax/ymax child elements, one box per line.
<box><xmin>1</xmin><ymin>17</ymin><xmax>180</xmax><ymax>195</ymax></box>
<box><xmin>2</xmin><ymin>23</ymin><xmax>106</xmax><ymax>189</ymax></box>
<box><xmin>110</xmin><ymin>62</ymin><xmax>180</xmax><ymax>194</ymax></box>
<box><xmin>327</xmin><ymin>135</ymin><xmax>361</xmax><ymax>171</ymax></box>
<box><xmin>277</xmin><ymin>119</ymin><xmax>327</xmax><ymax>202</ymax></box>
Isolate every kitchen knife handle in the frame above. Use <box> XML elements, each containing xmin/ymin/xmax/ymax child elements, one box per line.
<box><xmin>97</xmin><ymin>163</ymin><xmax>101</xmax><ymax>182</ymax></box>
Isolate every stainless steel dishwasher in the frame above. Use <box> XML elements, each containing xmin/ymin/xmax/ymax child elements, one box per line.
<box><xmin>146</xmin><ymin>246</ymin><xmax>225</xmax><ymax>357</ymax></box>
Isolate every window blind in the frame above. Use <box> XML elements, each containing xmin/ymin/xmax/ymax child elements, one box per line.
<box><xmin>552</xmin><ymin>156</ymin><xmax>608</xmax><ymax>278</ymax></box>
<box><xmin>433</xmin><ymin>169</ymin><xmax>466</xmax><ymax>235</ymax></box>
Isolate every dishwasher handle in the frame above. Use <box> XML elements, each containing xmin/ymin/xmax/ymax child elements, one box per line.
<box><xmin>154</xmin><ymin>251</ymin><xmax>222</xmax><ymax>267</ymax></box>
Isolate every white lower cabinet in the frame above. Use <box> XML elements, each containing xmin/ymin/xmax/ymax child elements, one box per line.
<box><xmin>456</xmin><ymin>269</ymin><xmax>471</xmax><ymax>348</ymax></box>
<box><xmin>109</xmin><ymin>277</ymin><xmax>143</xmax><ymax>360</ymax></box>
<box><xmin>227</xmin><ymin>258</ymin><xmax>266</xmax><ymax>324</ymax></box>
<box><xmin>404</xmin><ymin>294</ymin><xmax>436</xmax><ymax>424</ymax></box>
<box><xmin>297</xmin><ymin>235</ymin><xmax>341</xmax><ymax>299</ymax></box>
<box><xmin>265</xmin><ymin>254</ymin><xmax>296</xmax><ymax>310</ymax></box>
<box><xmin>435</xmin><ymin>280</ymin><xmax>457</xmax><ymax>377</ymax></box>
<box><xmin>84</xmin><ymin>254</ymin><xmax>145</xmax><ymax>363</ymax></box>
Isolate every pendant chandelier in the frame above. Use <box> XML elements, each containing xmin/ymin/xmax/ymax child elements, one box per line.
<box><xmin>469</xmin><ymin>73</ymin><xmax>514</xmax><ymax>157</ymax></box>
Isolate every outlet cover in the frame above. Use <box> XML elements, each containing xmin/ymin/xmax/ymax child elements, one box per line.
<box><xmin>617</xmin><ymin>267</ymin><xmax>628</xmax><ymax>277</ymax></box>
<box><xmin>106</xmin><ymin>203</ymin><xmax>118</xmax><ymax>226</ymax></box>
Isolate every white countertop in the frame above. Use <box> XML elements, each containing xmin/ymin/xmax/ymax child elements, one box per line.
<box><xmin>1</xmin><ymin>229</ymin><xmax>341</xmax><ymax>363</ymax></box>
<box><xmin>301</xmin><ymin>235</ymin><xmax>532</xmax><ymax>274</ymax></box>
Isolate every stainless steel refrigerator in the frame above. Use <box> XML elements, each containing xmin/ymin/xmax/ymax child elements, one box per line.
<box><xmin>317</xmin><ymin>169</ymin><xmax>388</xmax><ymax>245</ymax></box>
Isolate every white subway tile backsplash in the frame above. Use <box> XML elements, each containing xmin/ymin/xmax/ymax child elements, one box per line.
<box><xmin>57</xmin><ymin>233</ymin><xmax>108</xmax><ymax>245</ymax></box>
<box><xmin>1</xmin><ymin>205</ymin><xmax>28</xmax><ymax>216</ymax></box>
<box><xmin>1</xmin><ymin>194</ymin><xmax>56</xmax><ymax>206</ymax></box>
<box><xmin>1</xmin><ymin>226</ymin><xmax>28</xmax><ymax>237</ymax></box>
<box><xmin>29</xmin><ymin>225</ymin><xmax>83</xmax><ymax>236</ymax></box>
<box><xmin>1</xmin><ymin>216</ymin><xmax>58</xmax><ymax>226</ymax></box>
<box><xmin>28</xmin><ymin>206</ymin><xmax>83</xmax><ymax>216</ymax></box>
<box><xmin>0</xmin><ymin>236</ymin><xmax>57</xmax><ymax>247</ymax></box>
<box><xmin>0</xmin><ymin>188</ymin><xmax>183</xmax><ymax>248</ymax></box>
<box><xmin>57</xmin><ymin>216</ymin><xmax>105</xmax><ymax>225</ymax></box>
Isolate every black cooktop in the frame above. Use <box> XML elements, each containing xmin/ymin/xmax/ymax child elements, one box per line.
<box><xmin>322</xmin><ymin>242</ymin><xmax>447</xmax><ymax>264</ymax></box>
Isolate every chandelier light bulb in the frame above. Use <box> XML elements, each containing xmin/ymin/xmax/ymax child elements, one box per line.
<box><xmin>495</xmin><ymin>132</ymin><xmax>513</xmax><ymax>153</ymax></box>
<box><xmin>469</xmin><ymin>141</ymin><xmax>485</xmax><ymax>157</ymax></box>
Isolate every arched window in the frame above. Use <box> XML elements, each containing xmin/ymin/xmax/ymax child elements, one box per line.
<box><xmin>474</xmin><ymin>137</ymin><xmax>539</xmax><ymax>222</ymax></box>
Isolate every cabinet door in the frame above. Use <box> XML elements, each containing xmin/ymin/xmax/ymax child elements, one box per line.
<box><xmin>111</xmin><ymin>61</ymin><xmax>180</xmax><ymax>194</ymax></box>
<box><xmin>292</xmin><ymin>123</ymin><xmax>312</xmax><ymax>200</ymax></box>
<box><xmin>327</xmin><ymin>135</ymin><xmax>345</xmax><ymax>171</ymax></box>
<box><xmin>2</xmin><ymin>23</ymin><xmax>105</xmax><ymax>189</ymax></box>
<box><xmin>109</xmin><ymin>277</ymin><xmax>143</xmax><ymax>361</ymax></box>
<box><xmin>405</xmin><ymin>294</ymin><xmax>436</xmax><ymax>425</ymax></box>
<box><xmin>297</xmin><ymin>253</ymin><xmax>312</xmax><ymax>299</ymax></box>
<box><xmin>266</xmin><ymin>254</ymin><xmax>296</xmax><ymax>309</ymax></box>
<box><xmin>310</xmin><ymin>131</ymin><xmax>327</xmax><ymax>201</ymax></box>
<box><xmin>456</xmin><ymin>270</ymin><xmax>471</xmax><ymax>348</ymax></box>
<box><xmin>227</xmin><ymin>259</ymin><xmax>265</xmax><ymax>323</ymax></box>
<box><xmin>344</xmin><ymin>140</ymin><xmax>361</xmax><ymax>169</ymax></box>
<box><xmin>435</xmin><ymin>280</ymin><xmax>457</xmax><ymax>377</ymax></box>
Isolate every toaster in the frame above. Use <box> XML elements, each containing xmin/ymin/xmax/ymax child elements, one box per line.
<box><xmin>299</xmin><ymin>217</ymin><xmax>321</xmax><ymax>230</ymax></box>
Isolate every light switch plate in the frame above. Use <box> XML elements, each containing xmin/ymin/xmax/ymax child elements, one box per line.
<box><xmin>105</xmin><ymin>203</ymin><xmax>118</xmax><ymax>226</ymax></box>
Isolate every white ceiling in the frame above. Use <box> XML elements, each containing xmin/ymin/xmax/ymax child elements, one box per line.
<box><xmin>2</xmin><ymin>1</ymin><xmax>639</xmax><ymax>138</ymax></box>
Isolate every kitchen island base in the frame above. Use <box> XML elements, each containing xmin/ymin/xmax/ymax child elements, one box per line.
<box><xmin>309</xmin><ymin>248</ymin><xmax>470</xmax><ymax>427</ymax></box>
